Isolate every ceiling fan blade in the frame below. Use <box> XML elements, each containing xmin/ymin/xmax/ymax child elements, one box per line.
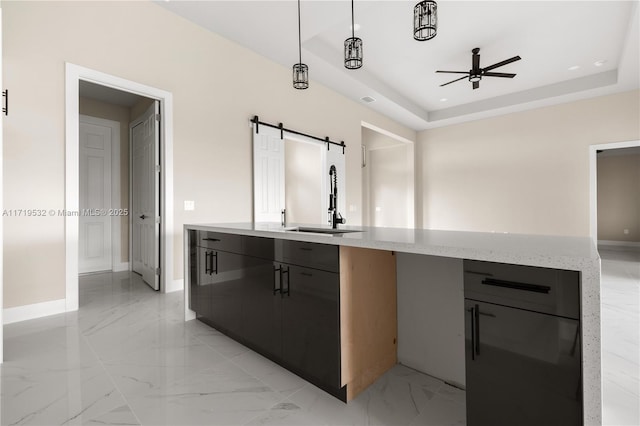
<box><xmin>483</xmin><ymin>56</ymin><xmax>521</xmax><ymax>72</ymax></box>
<box><xmin>435</xmin><ymin>70</ymin><xmax>469</xmax><ymax>74</ymax></box>
<box><xmin>483</xmin><ymin>72</ymin><xmax>516</xmax><ymax>78</ymax></box>
<box><xmin>473</xmin><ymin>81</ymin><xmax>479</xmax><ymax>90</ymax></box>
<box><xmin>440</xmin><ymin>75</ymin><xmax>468</xmax><ymax>87</ymax></box>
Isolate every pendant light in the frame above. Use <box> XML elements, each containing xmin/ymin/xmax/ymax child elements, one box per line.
<box><xmin>414</xmin><ymin>1</ymin><xmax>437</xmax><ymax>41</ymax></box>
<box><xmin>293</xmin><ymin>0</ymin><xmax>309</xmax><ymax>89</ymax></box>
<box><xmin>344</xmin><ymin>0</ymin><xmax>362</xmax><ymax>69</ymax></box>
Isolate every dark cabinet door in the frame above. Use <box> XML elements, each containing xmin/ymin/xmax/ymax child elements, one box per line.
<box><xmin>281</xmin><ymin>265</ymin><xmax>341</xmax><ymax>388</ymax></box>
<box><xmin>241</xmin><ymin>258</ymin><xmax>282</xmax><ymax>359</ymax></box>
<box><xmin>188</xmin><ymin>232</ymin><xmax>202</xmax><ymax>314</ymax></box>
<box><xmin>464</xmin><ymin>300</ymin><xmax>582</xmax><ymax>426</ymax></box>
<box><xmin>193</xmin><ymin>246</ymin><xmax>216</xmax><ymax>322</ymax></box>
<box><xmin>208</xmin><ymin>250</ymin><xmax>245</xmax><ymax>335</ymax></box>
<box><xmin>278</xmin><ymin>240</ymin><xmax>339</xmax><ymax>272</ymax></box>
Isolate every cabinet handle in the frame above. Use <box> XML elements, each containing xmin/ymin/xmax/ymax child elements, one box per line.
<box><xmin>273</xmin><ymin>265</ymin><xmax>281</xmax><ymax>295</ymax></box>
<box><xmin>481</xmin><ymin>278</ymin><xmax>550</xmax><ymax>294</ymax></box>
<box><xmin>281</xmin><ymin>267</ymin><xmax>290</xmax><ymax>298</ymax></box>
<box><xmin>300</xmin><ymin>272</ymin><xmax>313</xmax><ymax>277</ymax></box>
<box><xmin>474</xmin><ymin>304</ymin><xmax>480</xmax><ymax>356</ymax></box>
<box><xmin>469</xmin><ymin>306</ymin><xmax>476</xmax><ymax>361</ymax></box>
<box><xmin>468</xmin><ymin>305</ymin><xmax>481</xmax><ymax>359</ymax></box>
<box><xmin>202</xmin><ymin>238</ymin><xmax>221</xmax><ymax>242</ymax></box>
<box><xmin>205</xmin><ymin>251</ymin><xmax>217</xmax><ymax>275</ymax></box>
<box><xmin>204</xmin><ymin>252</ymin><xmax>211</xmax><ymax>275</ymax></box>
<box><xmin>299</xmin><ymin>247</ymin><xmax>312</xmax><ymax>252</ymax></box>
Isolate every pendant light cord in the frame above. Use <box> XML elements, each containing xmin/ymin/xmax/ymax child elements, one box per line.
<box><xmin>297</xmin><ymin>0</ymin><xmax>302</xmax><ymax>64</ymax></box>
<box><xmin>351</xmin><ymin>0</ymin><xmax>355</xmax><ymax>39</ymax></box>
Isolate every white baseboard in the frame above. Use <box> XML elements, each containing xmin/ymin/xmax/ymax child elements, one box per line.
<box><xmin>166</xmin><ymin>278</ymin><xmax>183</xmax><ymax>293</ymax></box>
<box><xmin>598</xmin><ymin>240</ymin><xmax>640</xmax><ymax>249</ymax></box>
<box><xmin>185</xmin><ymin>308</ymin><xmax>196</xmax><ymax>321</ymax></box>
<box><xmin>3</xmin><ymin>298</ymin><xmax>67</xmax><ymax>325</ymax></box>
<box><xmin>113</xmin><ymin>262</ymin><xmax>130</xmax><ymax>272</ymax></box>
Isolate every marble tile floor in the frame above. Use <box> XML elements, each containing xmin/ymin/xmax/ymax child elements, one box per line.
<box><xmin>599</xmin><ymin>247</ymin><xmax>640</xmax><ymax>426</ymax></box>
<box><xmin>1</xmin><ymin>251</ymin><xmax>637</xmax><ymax>426</ymax></box>
<box><xmin>0</xmin><ymin>272</ymin><xmax>465</xmax><ymax>425</ymax></box>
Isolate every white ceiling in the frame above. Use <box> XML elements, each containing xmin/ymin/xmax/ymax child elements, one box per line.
<box><xmin>597</xmin><ymin>146</ymin><xmax>640</xmax><ymax>156</ymax></box>
<box><xmin>79</xmin><ymin>80</ymin><xmax>145</xmax><ymax>107</ymax></box>
<box><xmin>156</xmin><ymin>1</ymin><xmax>640</xmax><ymax>131</ymax></box>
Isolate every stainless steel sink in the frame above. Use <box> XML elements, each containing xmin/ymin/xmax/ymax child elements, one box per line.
<box><xmin>285</xmin><ymin>227</ymin><xmax>363</xmax><ymax>235</ymax></box>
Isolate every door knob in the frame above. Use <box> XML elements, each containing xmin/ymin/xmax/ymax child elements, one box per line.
<box><xmin>139</xmin><ymin>214</ymin><xmax>147</xmax><ymax>219</ymax></box>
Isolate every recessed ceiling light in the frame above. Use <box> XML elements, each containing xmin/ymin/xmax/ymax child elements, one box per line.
<box><xmin>440</xmin><ymin>98</ymin><xmax>448</xmax><ymax>102</ymax></box>
<box><xmin>350</xmin><ymin>23</ymin><xmax>361</xmax><ymax>31</ymax></box>
<box><xmin>360</xmin><ymin>96</ymin><xmax>376</xmax><ymax>103</ymax></box>
<box><xmin>568</xmin><ymin>65</ymin><xmax>581</xmax><ymax>71</ymax></box>
<box><xmin>594</xmin><ymin>60</ymin><xmax>607</xmax><ymax>67</ymax></box>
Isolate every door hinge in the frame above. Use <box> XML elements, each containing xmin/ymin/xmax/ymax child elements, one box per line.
<box><xmin>155</xmin><ymin>164</ymin><xmax>161</xmax><ymax>173</ymax></box>
<box><xmin>155</xmin><ymin>267</ymin><xmax>161</xmax><ymax>275</ymax></box>
<box><xmin>156</xmin><ymin>216</ymin><xmax>161</xmax><ymax>224</ymax></box>
<box><xmin>155</xmin><ymin>113</ymin><xmax>160</xmax><ymax>122</ymax></box>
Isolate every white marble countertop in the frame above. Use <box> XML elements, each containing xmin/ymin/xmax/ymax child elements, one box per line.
<box><xmin>185</xmin><ymin>222</ymin><xmax>600</xmax><ymax>272</ymax></box>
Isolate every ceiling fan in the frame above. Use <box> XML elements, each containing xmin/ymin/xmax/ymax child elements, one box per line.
<box><xmin>436</xmin><ymin>48</ymin><xmax>521</xmax><ymax>90</ymax></box>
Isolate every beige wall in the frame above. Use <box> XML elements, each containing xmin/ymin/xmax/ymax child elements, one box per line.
<box><xmin>368</xmin><ymin>146</ymin><xmax>412</xmax><ymax>228</ymax></box>
<box><xmin>2</xmin><ymin>1</ymin><xmax>415</xmax><ymax>308</ymax></box>
<box><xmin>284</xmin><ymin>139</ymin><xmax>323</xmax><ymax>225</ymax></box>
<box><xmin>597</xmin><ymin>153</ymin><xmax>640</xmax><ymax>242</ymax></box>
<box><xmin>362</xmin><ymin>127</ymin><xmax>412</xmax><ymax>228</ymax></box>
<box><xmin>79</xmin><ymin>96</ymin><xmax>131</xmax><ymax>262</ymax></box>
<box><xmin>417</xmin><ymin>90</ymin><xmax>640</xmax><ymax>237</ymax></box>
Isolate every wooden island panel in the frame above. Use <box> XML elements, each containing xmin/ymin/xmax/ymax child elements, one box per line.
<box><xmin>339</xmin><ymin>246</ymin><xmax>397</xmax><ymax>401</ymax></box>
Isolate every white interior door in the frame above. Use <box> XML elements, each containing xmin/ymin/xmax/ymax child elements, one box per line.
<box><xmin>131</xmin><ymin>101</ymin><xmax>160</xmax><ymax>290</ymax></box>
<box><xmin>253</xmin><ymin>125</ymin><xmax>285</xmax><ymax>222</ymax></box>
<box><xmin>79</xmin><ymin>120</ymin><xmax>112</xmax><ymax>273</ymax></box>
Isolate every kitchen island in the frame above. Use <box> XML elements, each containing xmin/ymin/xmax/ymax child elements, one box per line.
<box><xmin>184</xmin><ymin>222</ymin><xmax>601</xmax><ymax>425</ymax></box>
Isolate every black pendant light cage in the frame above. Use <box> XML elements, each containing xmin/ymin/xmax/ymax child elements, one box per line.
<box><xmin>344</xmin><ymin>37</ymin><xmax>363</xmax><ymax>69</ymax></box>
<box><xmin>344</xmin><ymin>0</ymin><xmax>362</xmax><ymax>69</ymax></box>
<box><xmin>414</xmin><ymin>1</ymin><xmax>437</xmax><ymax>41</ymax></box>
<box><xmin>293</xmin><ymin>0</ymin><xmax>309</xmax><ymax>89</ymax></box>
<box><xmin>293</xmin><ymin>63</ymin><xmax>309</xmax><ymax>89</ymax></box>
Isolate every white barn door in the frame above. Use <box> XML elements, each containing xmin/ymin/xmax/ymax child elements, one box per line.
<box><xmin>253</xmin><ymin>124</ymin><xmax>285</xmax><ymax>223</ymax></box>
<box><xmin>79</xmin><ymin>119</ymin><xmax>113</xmax><ymax>273</ymax></box>
<box><xmin>131</xmin><ymin>102</ymin><xmax>160</xmax><ymax>290</ymax></box>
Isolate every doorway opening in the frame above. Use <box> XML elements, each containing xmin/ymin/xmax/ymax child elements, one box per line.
<box><xmin>589</xmin><ymin>140</ymin><xmax>640</xmax><ymax>245</ymax></box>
<box><xmin>589</xmin><ymin>139</ymin><xmax>640</xmax><ymax>425</ymax></box>
<box><xmin>78</xmin><ymin>81</ymin><xmax>162</xmax><ymax>292</ymax></box>
<box><xmin>65</xmin><ymin>64</ymin><xmax>175</xmax><ymax>313</ymax></box>
<box><xmin>361</xmin><ymin>123</ymin><xmax>415</xmax><ymax>228</ymax></box>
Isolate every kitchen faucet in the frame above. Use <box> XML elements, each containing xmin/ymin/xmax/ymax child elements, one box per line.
<box><xmin>328</xmin><ymin>165</ymin><xmax>346</xmax><ymax>229</ymax></box>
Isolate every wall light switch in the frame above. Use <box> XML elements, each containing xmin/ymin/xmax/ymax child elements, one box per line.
<box><xmin>624</xmin><ymin>229</ymin><xmax>630</xmax><ymax>235</ymax></box>
<box><xmin>184</xmin><ymin>200</ymin><xmax>195</xmax><ymax>211</ymax></box>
